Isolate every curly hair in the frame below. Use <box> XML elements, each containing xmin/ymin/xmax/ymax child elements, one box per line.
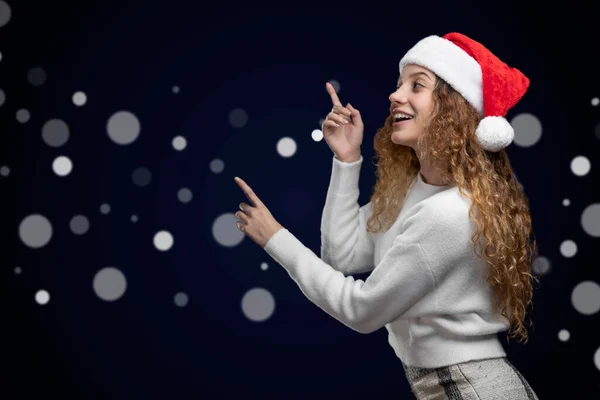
<box><xmin>366</xmin><ymin>77</ymin><xmax>540</xmax><ymax>344</ymax></box>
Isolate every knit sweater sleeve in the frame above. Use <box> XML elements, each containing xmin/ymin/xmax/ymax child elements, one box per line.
<box><xmin>320</xmin><ymin>155</ymin><xmax>375</xmax><ymax>276</ymax></box>
<box><xmin>264</xmin><ymin>203</ymin><xmax>447</xmax><ymax>334</ymax></box>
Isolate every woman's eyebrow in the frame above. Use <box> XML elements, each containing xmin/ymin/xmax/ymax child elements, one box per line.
<box><xmin>398</xmin><ymin>72</ymin><xmax>433</xmax><ymax>85</ymax></box>
<box><xmin>410</xmin><ymin>72</ymin><xmax>433</xmax><ymax>81</ymax></box>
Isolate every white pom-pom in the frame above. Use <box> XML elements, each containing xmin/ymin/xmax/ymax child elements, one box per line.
<box><xmin>475</xmin><ymin>116</ymin><xmax>514</xmax><ymax>152</ymax></box>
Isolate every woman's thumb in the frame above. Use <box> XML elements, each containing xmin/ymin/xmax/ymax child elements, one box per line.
<box><xmin>347</xmin><ymin>103</ymin><xmax>362</xmax><ymax>125</ymax></box>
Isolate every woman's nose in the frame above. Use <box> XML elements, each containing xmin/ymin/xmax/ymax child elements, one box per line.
<box><xmin>389</xmin><ymin>90</ymin><xmax>407</xmax><ymax>103</ymax></box>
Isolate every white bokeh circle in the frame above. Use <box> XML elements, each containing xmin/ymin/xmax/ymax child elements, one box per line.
<box><xmin>53</xmin><ymin>155</ymin><xmax>73</xmax><ymax>176</ymax></box>
<box><xmin>276</xmin><ymin>137</ymin><xmax>297</xmax><ymax>158</ymax></box>
<box><xmin>241</xmin><ymin>287</ymin><xmax>275</xmax><ymax>322</ymax></box>
<box><xmin>560</xmin><ymin>240</ymin><xmax>577</xmax><ymax>258</ymax></box>
<box><xmin>154</xmin><ymin>230</ymin><xmax>174</xmax><ymax>251</ymax></box>
<box><xmin>571</xmin><ymin>280</ymin><xmax>600</xmax><ymax>315</ymax></box>
<box><xmin>35</xmin><ymin>289</ymin><xmax>50</xmax><ymax>305</ymax></box>
<box><xmin>558</xmin><ymin>329</ymin><xmax>570</xmax><ymax>342</ymax></box>
<box><xmin>571</xmin><ymin>156</ymin><xmax>591</xmax><ymax>176</ymax></box>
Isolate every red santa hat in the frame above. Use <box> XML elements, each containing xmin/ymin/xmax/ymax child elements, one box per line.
<box><xmin>399</xmin><ymin>32</ymin><xmax>530</xmax><ymax>152</ymax></box>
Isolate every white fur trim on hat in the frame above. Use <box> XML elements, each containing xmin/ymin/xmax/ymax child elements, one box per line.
<box><xmin>476</xmin><ymin>116</ymin><xmax>514</xmax><ymax>152</ymax></box>
<box><xmin>399</xmin><ymin>35</ymin><xmax>483</xmax><ymax>116</ymax></box>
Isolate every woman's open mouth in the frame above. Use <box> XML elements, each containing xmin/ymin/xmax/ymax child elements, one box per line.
<box><xmin>393</xmin><ymin>119</ymin><xmax>412</xmax><ymax>127</ymax></box>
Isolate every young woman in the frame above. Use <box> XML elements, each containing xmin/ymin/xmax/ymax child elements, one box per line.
<box><xmin>236</xmin><ymin>32</ymin><xmax>539</xmax><ymax>399</ymax></box>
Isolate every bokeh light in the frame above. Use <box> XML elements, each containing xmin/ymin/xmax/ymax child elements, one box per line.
<box><xmin>241</xmin><ymin>287</ymin><xmax>275</xmax><ymax>322</ymax></box>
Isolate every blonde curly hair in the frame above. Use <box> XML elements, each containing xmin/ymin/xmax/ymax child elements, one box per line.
<box><xmin>366</xmin><ymin>77</ymin><xmax>540</xmax><ymax>344</ymax></box>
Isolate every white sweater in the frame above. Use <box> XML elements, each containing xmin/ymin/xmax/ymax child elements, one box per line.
<box><xmin>263</xmin><ymin>155</ymin><xmax>509</xmax><ymax>368</ymax></box>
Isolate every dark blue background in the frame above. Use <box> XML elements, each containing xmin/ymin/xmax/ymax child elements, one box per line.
<box><xmin>3</xmin><ymin>1</ymin><xmax>600</xmax><ymax>398</ymax></box>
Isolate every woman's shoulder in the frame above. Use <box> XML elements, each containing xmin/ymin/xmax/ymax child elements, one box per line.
<box><xmin>422</xmin><ymin>187</ymin><xmax>471</xmax><ymax>216</ymax></box>
<box><xmin>398</xmin><ymin>189</ymin><xmax>473</xmax><ymax>237</ymax></box>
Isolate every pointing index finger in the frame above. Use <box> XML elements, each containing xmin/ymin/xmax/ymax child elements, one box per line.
<box><xmin>326</xmin><ymin>82</ymin><xmax>342</xmax><ymax>107</ymax></box>
<box><xmin>235</xmin><ymin>177</ymin><xmax>262</xmax><ymax>207</ymax></box>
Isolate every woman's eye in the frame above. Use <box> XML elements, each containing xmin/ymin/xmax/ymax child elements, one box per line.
<box><xmin>396</xmin><ymin>82</ymin><xmax>423</xmax><ymax>90</ymax></box>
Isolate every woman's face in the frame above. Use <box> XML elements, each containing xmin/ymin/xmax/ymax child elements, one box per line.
<box><xmin>388</xmin><ymin>64</ymin><xmax>437</xmax><ymax>150</ymax></box>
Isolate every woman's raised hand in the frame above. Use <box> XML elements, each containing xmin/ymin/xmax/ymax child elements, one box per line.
<box><xmin>321</xmin><ymin>82</ymin><xmax>363</xmax><ymax>162</ymax></box>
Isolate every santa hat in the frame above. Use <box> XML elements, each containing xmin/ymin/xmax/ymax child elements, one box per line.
<box><xmin>399</xmin><ymin>32</ymin><xmax>530</xmax><ymax>152</ymax></box>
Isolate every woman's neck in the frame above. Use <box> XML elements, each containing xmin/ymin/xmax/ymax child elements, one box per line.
<box><xmin>418</xmin><ymin>155</ymin><xmax>451</xmax><ymax>186</ymax></box>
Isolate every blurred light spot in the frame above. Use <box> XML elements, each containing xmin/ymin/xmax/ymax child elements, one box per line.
<box><xmin>16</xmin><ymin>108</ymin><xmax>30</xmax><ymax>123</ymax></box>
<box><xmin>531</xmin><ymin>256</ymin><xmax>551</xmax><ymax>276</ymax></box>
<box><xmin>177</xmin><ymin>187</ymin><xmax>193</xmax><ymax>203</ymax></box>
<box><xmin>558</xmin><ymin>329</ymin><xmax>570</xmax><ymax>342</ymax></box>
<box><xmin>107</xmin><ymin>111</ymin><xmax>140</xmax><ymax>145</ymax></box>
<box><xmin>229</xmin><ymin>108</ymin><xmax>248</xmax><ymax>128</ymax></box>
<box><xmin>571</xmin><ymin>155</ymin><xmax>591</xmax><ymax>176</ymax></box>
<box><xmin>42</xmin><ymin>119</ymin><xmax>70</xmax><ymax>147</ymax></box>
<box><xmin>70</xmin><ymin>215</ymin><xmax>90</xmax><ymax>235</ymax></box>
<box><xmin>100</xmin><ymin>203</ymin><xmax>111</xmax><ymax>214</ymax></box>
<box><xmin>73</xmin><ymin>91</ymin><xmax>87</xmax><ymax>106</ymax></box>
<box><xmin>172</xmin><ymin>135</ymin><xmax>187</xmax><ymax>151</ymax></box>
<box><xmin>213</xmin><ymin>213</ymin><xmax>245</xmax><ymax>247</ymax></box>
<box><xmin>581</xmin><ymin>203</ymin><xmax>600</xmax><ymax>237</ymax></box>
<box><xmin>563</xmin><ymin>198</ymin><xmax>570</xmax><ymax>207</ymax></box>
<box><xmin>27</xmin><ymin>67</ymin><xmax>46</xmax><ymax>86</ymax></box>
<box><xmin>0</xmin><ymin>1</ymin><xmax>11</xmax><ymax>27</ymax></box>
<box><xmin>560</xmin><ymin>240</ymin><xmax>577</xmax><ymax>258</ymax></box>
<box><xmin>328</xmin><ymin>79</ymin><xmax>341</xmax><ymax>93</ymax></box>
<box><xmin>53</xmin><ymin>155</ymin><xmax>73</xmax><ymax>176</ymax></box>
<box><xmin>19</xmin><ymin>214</ymin><xmax>52</xmax><ymax>248</ymax></box>
<box><xmin>0</xmin><ymin>165</ymin><xmax>9</xmax><ymax>176</ymax></box>
<box><xmin>241</xmin><ymin>287</ymin><xmax>275</xmax><ymax>322</ymax></box>
<box><xmin>35</xmin><ymin>289</ymin><xmax>50</xmax><ymax>305</ymax></box>
<box><xmin>153</xmin><ymin>230</ymin><xmax>173</xmax><ymax>251</ymax></box>
<box><xmin>174</xmin><ymin>292</ymin><xmax>188</xmax><ymax>307</ymax></box>
<box><xmin>571</xmin><ymin>280</ymin><xmax>600</xmax><ymax>315</ymax></box>
<box><xmin>277</xmin><ymin>137</ymin><xmax>297</xmax><ymax>158</ymax></box>
<box><xmin>132</xmin><ymin>167</ymin><xmax>152</xmax><ymax>187</ymax></box>
<box><xmin>312</xmin><ymin>129</ymin><xmax>323</xmax><ymax>142</ymax></box>
<box><xmin>209</xmin><ymin>158</ymin><xmax>225</xmax><ymax>173</ymax></box>
<box><xmin>511</xmin><ymin>113</ymin><xmax>542</xmax><ymax>147</ymax></box>
<box><xmin>93</xmin><ymin>267</ymin><xmax>127</xmax><ymax>301</ymax></box>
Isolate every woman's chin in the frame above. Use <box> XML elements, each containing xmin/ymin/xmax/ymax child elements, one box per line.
<box><xmin>391</xmin><ymin>132</ymin><xmax>412</xmax><ymax>146</ymax></box>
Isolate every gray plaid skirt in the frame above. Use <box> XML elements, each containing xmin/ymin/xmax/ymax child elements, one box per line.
<box><xmin>402</xmin><ymin>357</ymin><xmax>539</xmax><ymax>400</ymax></box>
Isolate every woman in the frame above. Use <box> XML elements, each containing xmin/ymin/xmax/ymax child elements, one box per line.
<box><xmin>240</xmin><ymin>32</ymin><xmax>540</xmax><ymax>399</ymax></box>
